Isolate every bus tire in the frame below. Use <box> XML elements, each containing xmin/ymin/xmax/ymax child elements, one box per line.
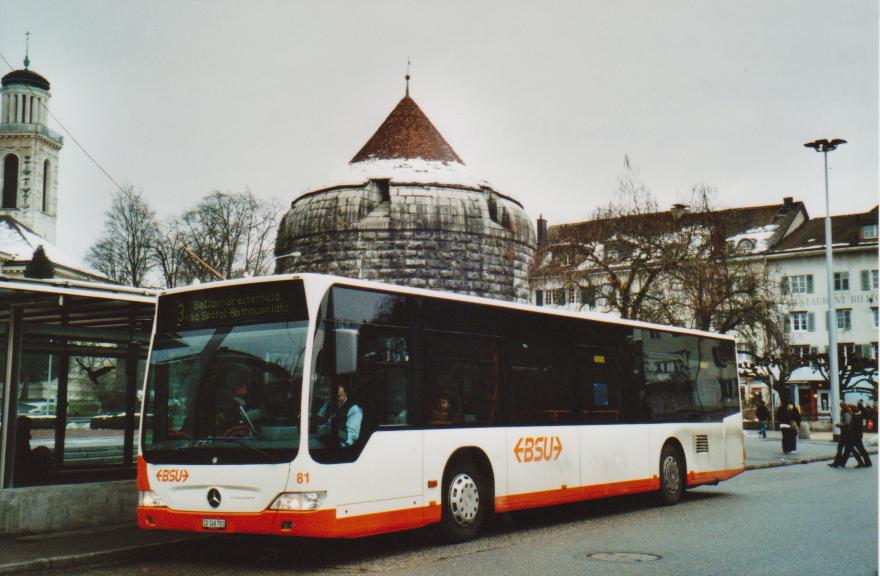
<box><xmin>440</xmin><ymin>459</ymin><xmax>487</xmax><ymax>542</ymax></box>
<box><xmin>658</xmin><ymin>443</ymin><xmax>684</xmax><ymax>506</ymax></box>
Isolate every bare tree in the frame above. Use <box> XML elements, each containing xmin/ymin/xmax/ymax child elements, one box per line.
<box><xmin>669</xmin><ymin>186</ymin><xmax>779</xmax><ymax>334</ymax></box>
<box><xmin>151</xmin><ymin>216</ymin><xmax>191</xmax><ymax>289</ymax></box>
<box><xmin>533</xmin><ymin>162</ymin><xmax>691</xmax><ymax>323</ymax></box>
<box><xmin>86</xmin><ymin>185</ymin><xmax>158</xmax><ymax>287</ymax></box>
<box><xmin>178</xmin><ymin>189</ymin><xmax>282</xmax><ymax>282</ymax></box>
<box><xmin>738</xmin><ymin>304</ymin><xmax>805</xmax><ymax>426</ymax></box>
<box><xmin>811</xmin><ymin>349</ymin><xmax>878</xmax><ymax>402</ymax></box>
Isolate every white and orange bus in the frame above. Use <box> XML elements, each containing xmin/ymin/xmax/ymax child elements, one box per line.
<box><xmin>137</xmin><ymin>274</ymin><xmax>744</xmax><ymax>541</ymax></box>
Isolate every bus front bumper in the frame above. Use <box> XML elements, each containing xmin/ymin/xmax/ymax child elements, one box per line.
<box><xmin>137</xmin><ymin>503</ymin><xmax>441</xmax><ymax>539</ymax></box>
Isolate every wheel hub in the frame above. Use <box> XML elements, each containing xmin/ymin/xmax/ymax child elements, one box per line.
<box><xmin>662</xmin><ymin>455</ymin><xmax>680</xmax><ymax>494</ymax></box>
<box><xmin>448</xmin><ymin>472</ymin><xmax>480</xmax><ymax>526</ymax></box>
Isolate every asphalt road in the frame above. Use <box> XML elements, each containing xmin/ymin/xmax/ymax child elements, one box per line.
<box><xmin>47</xmin><ymin>462</ymin><xmax>878</xmax><ymax>576</ymax></box>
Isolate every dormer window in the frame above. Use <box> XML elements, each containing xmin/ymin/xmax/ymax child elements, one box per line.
<box><xmin>736</xmin><ymin>238</ymin><xmax>755</xmax><ymax>252</ymax></box>
<box><xmin>862</xmin><ymin>223</ymin><xmax>878</xmax><ymax>240</ymax></box>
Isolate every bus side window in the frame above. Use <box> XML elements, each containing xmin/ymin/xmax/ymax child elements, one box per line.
<box><xmin>422</xmin><ymin>331</ymin><xmax>500</xmax><ymax>427</ymax></box>
<box><xmin>357</xmin><ymin>326</ymin><xmax>413</xmax><ymax>428</ymax></box>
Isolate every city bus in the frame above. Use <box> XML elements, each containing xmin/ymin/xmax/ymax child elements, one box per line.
<box><xmin>137</xmin><ymin>274</ymin><xmax>744</xmax><ymax>541</ymax></box>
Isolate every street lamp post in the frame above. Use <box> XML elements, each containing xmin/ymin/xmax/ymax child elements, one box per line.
<box><xmin>803</xmin><ymin>138</ymin><xmax>846</xmax><ymax>433</ymax></box>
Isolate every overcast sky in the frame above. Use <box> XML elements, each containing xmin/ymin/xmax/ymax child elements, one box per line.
<box><xmin>1</xmin><ymin>0</ymin><xmax>877</xmax><ymax>260</ymax></box>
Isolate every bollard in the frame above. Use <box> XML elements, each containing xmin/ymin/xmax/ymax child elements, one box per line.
<box><xmin>798</xmin><ymin>420</ymin><xmax>811</xmax><ymax>440</ymax></box>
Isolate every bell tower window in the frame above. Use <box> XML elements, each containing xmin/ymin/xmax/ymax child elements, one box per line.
<box><xmin>3</xmin><ymin>154</ymin><xmax>19</xmax><ymax>209</ymax></box>
<box><xmin>42</xmin><ymin>159</ymin><xmax>50</xmax><ymax>212</ymax></box>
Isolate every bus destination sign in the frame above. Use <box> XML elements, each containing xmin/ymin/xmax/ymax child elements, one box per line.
<box><xmin>158</xmin><ymin>281</ymin><xmax>306</xmax><ymax>331</ymax></box>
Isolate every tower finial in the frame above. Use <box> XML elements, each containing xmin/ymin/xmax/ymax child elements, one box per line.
<box><xmin>24</xmin><ymin>31</ymin><xmax>30</xmax><ymax>69</ymax></box>
<box><xmin>405</xmin><ymin>58</ymin><xmax>411</xmax><ymax>97</ymax></box>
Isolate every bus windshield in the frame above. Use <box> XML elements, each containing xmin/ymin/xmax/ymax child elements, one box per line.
<box><xmin>141</xmin><ymin>280</ymin><xmax>308</xmax><ymax>464</ymax></box>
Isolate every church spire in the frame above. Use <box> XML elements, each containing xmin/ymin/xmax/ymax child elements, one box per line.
<box><xmin>405</xmin><ymin>58</ymin><xmax>411</xmax><ymax>97</ymax></box>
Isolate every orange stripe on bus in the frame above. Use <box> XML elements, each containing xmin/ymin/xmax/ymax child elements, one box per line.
<box><xmin>495</xmin><ymin>477</ymin><xmax>661</xmax><ymax>513</ymax></box>
<box><xmin>136</xmin><ymin>456</ymin><xmax>151</xmax><ymax>491</ymax></box>
<box><xmin>687</xmin><ymin>468</ymin><xmax>744</xmax><ymax>487</ymax></box>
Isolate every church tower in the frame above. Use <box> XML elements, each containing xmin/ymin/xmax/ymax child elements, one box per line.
<box><xmin>0</xmin><ymin>49</ymin><xmax>63</xmax><ymax>242</ymax></box>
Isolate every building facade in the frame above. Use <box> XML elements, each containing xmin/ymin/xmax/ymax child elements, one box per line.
<box><xmin>530</xmin><ymin>199</ymin><xmax>878</xmax><ymax>420</ymax></box>
<box><xmin>764</xmin><ymin>206</ymin><xmax>879</xmax><ymax>417</ymax></box>
<box><xmin>275</xmin><ymin>90</ymin><xmax>535</xmax><ymax>303</ymax></box>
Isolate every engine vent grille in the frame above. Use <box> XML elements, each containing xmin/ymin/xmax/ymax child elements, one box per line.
<box><xmin>695</xmin><ymin>435</ymin><xmax>709</xmax><ymax>453</ymax></box>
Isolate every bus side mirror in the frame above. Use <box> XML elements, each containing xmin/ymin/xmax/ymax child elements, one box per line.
<box><xmin>334</xmin><ymin>329</ymin><xmax>358</xmax><ymax>375</ymax></box>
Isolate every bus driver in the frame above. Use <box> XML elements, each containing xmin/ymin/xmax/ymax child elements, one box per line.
<box><xmin>317</xmin><ymin>382</ymin><xmax>363</xmax><ymax>447</ymax></box>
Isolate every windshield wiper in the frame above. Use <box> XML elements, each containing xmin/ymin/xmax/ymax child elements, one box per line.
<box><xmin>203</xmin><ymin>436</ymin><xmax>276</xmax><ymax>462</ymax></box>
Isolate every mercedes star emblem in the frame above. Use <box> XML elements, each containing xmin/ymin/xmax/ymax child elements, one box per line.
<box><xmin>207</xmin><ymin>488</ymin><xmax>222</xmax><ymax>508</ymax></box>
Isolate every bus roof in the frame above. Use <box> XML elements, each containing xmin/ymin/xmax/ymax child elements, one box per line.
<box><xmin>157</xmin><ymin>273</ymin><xmax>735</xmax><ymax>342</ymax></box>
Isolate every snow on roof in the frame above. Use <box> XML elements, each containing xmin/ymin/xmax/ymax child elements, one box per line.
<box><xmin>726</xmin><ymin>224</ymin><xmax>779</xmax><ymax>253</ymax></box>
<box><xmin>303</xmin><ymin>157</ymin><xmax>496</xmax><ymax>195</ymax></box>
<box><xmin>0</xmin><ymin>217</ymin><xmax>101</xmax><ymax>276</ymax></box>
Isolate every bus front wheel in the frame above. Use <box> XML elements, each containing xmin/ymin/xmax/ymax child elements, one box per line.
<box><xmin>440</xmin><ymin>459</ymin><xmax>487</xmax><ymax>542</ymax></box>
<box><xmin>658</xmin><ymin>444</ymin><xmax>684</xmax><ymax>505</ymax></box>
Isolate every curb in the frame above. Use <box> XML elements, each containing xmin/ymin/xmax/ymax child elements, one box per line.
<box><xmin>0</xmin><ymin>536</ymin><xmax>201</xmax><ymax>576</ymax></box>
<box><xmin>745</xmin><ymin>449</ymin><xmax>877</xmax><ymax>471</ymax></box>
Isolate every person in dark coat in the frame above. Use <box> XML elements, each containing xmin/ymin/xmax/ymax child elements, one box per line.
<box><xmin>756</xmin><ymin>400</ymin><xmax>770</xmax><ymax>439</ymax></box>
<box><xmin>830</xmin><ymin>404</ymin><xmax>865</xmax><ymax>468</ymax></box>
<box><xmin>851</xmin><ymin>403</ymin><xmax>872</xmax><ymax>468</ymax></box>
<box><xmin>776</xmin><ymin>403</ymin><xmax>797</xmax><ymax>454</ymax></box>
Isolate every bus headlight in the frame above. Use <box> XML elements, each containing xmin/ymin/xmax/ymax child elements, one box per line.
<box><xmin>269</xmin><ymin>491</ymin><xmax>327</xmax><ymax>511</ymax></box>
<box><xmin>138</xmin><ymin>490</ymin><xmax>166</xmax><ymax>507</ymax></box>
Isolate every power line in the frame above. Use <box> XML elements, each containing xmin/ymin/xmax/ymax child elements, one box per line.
<box><xmin>0</xmin><ymin>50</ymin><xmax>128</xmax><ymax>196</ymax></box>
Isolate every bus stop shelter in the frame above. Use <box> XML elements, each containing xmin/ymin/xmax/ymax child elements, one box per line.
<box><xmin>0</xmin><ymin>276</ymin><xmax>156</xmax><ymax>535</ymax></box>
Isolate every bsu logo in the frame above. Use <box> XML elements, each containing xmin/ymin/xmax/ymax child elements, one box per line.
<box><xmin>514</xmin><ymin>436</ymin><xmax>563</xmax><ymax>463</ymax></box>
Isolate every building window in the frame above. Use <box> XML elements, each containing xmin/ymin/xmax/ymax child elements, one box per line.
<box><xmin>836</xmin><ymin>309</ymin><xmax>852</xmax><ymax>331</ymax></box>
<box><xmin>783</xmin><ymin>274</ymin><xmax>814</xmax><ymax>294</ymax></box>
<box><xmin>862</xmin><ymin>269</ymin><xmax>879</xmax><ymax>291</ymax></box>
<box><xmin>42</xmin><ymin>159</ymin><xmax>50</xmax><ymax>212</ymax></box>
<box><xmin>534</xmin><ymin>290</ymin><xmax>544</xmax><ymax>307</ymax></box>
<box><xmin>790</xmin><ymin>311</ymin><xmax>813</xmax><ymax>332</ymax></box>
<box><xmin>567</xmin><ymin>286</ymin><xmax>576</xmax><ymax>306</ymax></box>
<box><xmin>863</xmin><ymin>224</ymin><xmax>878</xmax><ymax>240</ymax></box>
<box><xmin>873</xmin><ymin>307</ymin><xmax>878</xmax><ymax>328</ymax></box>
<box><xmin>833</xmin><ymin>272</ymin><xmax>849</xmax><ymax>291</ymax></box>
<box><xmin>2</xmin><ymin>154</ymin><xmax>18</xmax><ymax>209</ymax></box>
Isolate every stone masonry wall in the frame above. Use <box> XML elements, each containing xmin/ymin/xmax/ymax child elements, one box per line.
<box><xmin>276</xmin><ymin>183</ymin><xmax>535</xmax><ymax>302</ymax></box>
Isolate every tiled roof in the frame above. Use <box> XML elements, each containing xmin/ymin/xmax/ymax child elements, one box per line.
<box><xmin>351</xmin><ymin>96</ymin><xmax>463</xmax><ymax>164</ymax></box>
<box><xmin>770</xmin><ymin>205</ymin><xmax>878</xmax><ymax>252</ymax></box>
<box><xmin>548</xmin><ymin>200</ymin><xmax>807</xmax><ymax>250</ymax></box>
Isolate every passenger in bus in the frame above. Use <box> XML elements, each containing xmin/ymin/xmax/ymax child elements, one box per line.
<box><xmin>317</xmin><ymin>382</ymin><xmax>363</xmax><ymax>447</ymax></box>
<box><xmin>429</xmin><ymin>396</ymin><xmax>453</xmax><ymax>425</ymax></box>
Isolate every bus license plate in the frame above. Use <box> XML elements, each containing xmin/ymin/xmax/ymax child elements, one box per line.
<box><xmin>202</xmin><ymin>518</ymin><xmax>226</xmax><ymax>530</ymax></box>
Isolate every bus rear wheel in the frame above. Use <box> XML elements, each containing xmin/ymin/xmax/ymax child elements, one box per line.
<box><xmin>658</xmin><ymin>444</ymin><xmax>684</xmax><ymax>506</ymax></box>
<box><xmin>440</xmin><ymin>459</ymin><xmax>487</xmax><ymax>542</ymax></box>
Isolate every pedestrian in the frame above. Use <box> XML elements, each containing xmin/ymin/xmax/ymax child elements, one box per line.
<box><xmin>756</xmin><ymin>400</ymin><xmax>770</xmax><ymax>439</ymax></box>
<box><xmin>830</xmin><ymin>404</ymin><xmax>865</xmax><ymax>468</ymax></box>
<box><xmin>776</xmin><ymin>402</ymin><xmax>798</xmax><ymax>454</ymax></box>
<box><xmin>851</xmin><ymin>403</ymin><xmax>872</xmax><ymax>468</ymax></box>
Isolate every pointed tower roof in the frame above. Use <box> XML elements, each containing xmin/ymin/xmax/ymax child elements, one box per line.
<box><xmin>351</xmin><ymin>96</ymin><xmax>463</xmax><ymax>164</ymax></box>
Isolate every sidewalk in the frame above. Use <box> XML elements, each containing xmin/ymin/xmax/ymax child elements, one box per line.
<box><xmin>0</xmin><ymin>432</ymin><xmax>876</xmax><ymax>575</ymax></box>
<box><xmin>743</xmin><ymin>430</ymin><xmax>877</xmax><ymax>470</ymax></box>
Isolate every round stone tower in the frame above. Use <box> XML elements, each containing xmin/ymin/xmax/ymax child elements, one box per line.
<box><xmin>275</xmin><ymin>89</ymin><xmax>535</xmax><ymax>302</ymax></box>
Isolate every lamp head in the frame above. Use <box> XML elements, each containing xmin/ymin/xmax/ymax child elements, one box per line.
<box><xmin>804</xmin><ymin>138</ymin><xmax>847</xmax><ymax>152</ymax></box>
